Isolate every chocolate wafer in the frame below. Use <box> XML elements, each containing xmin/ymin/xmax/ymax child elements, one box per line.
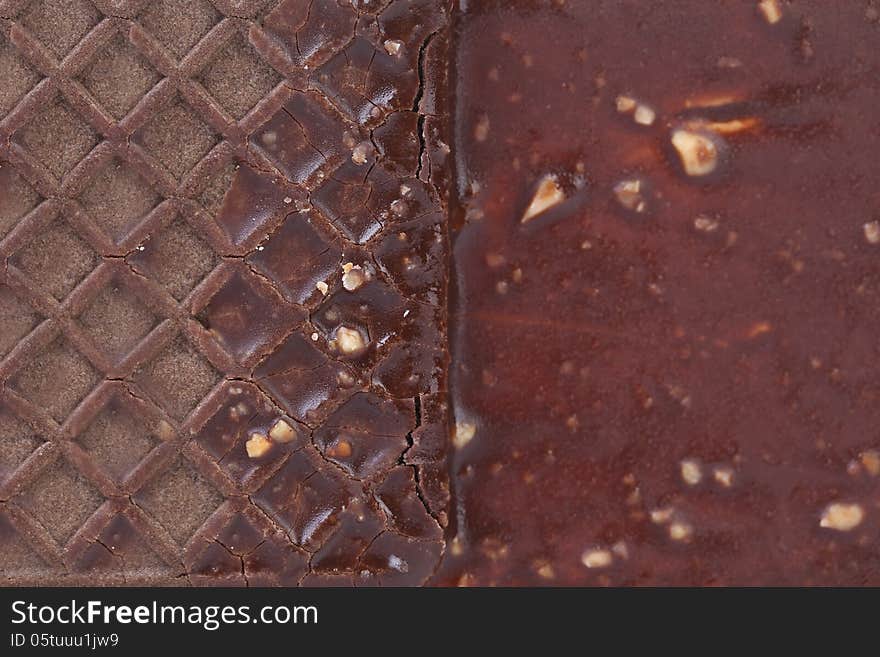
<box><xmin>1</xmin><ymin>0</ymin><xmax>450</xmax><ymax>586</ymax></box>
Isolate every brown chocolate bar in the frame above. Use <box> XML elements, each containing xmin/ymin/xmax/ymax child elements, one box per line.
<box><xmin>3</xmin><ymin>0</ymin><xmax>879</xmax><ymax>588</ymax></box>
<box><xmin>1</xmin><ymin>0</ymin><xmax>449</xmax><ymax>586</ymax></box>
<box><xmin>437</xmin><ymin>0</ymin><xmax>880</xmax><ymax>585</ymax></box>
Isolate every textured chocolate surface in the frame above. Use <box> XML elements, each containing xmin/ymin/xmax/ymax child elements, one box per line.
<box><xmin>4</xmin><ymin>1</ymin><xmax>880</xmax><ymax>589</ymax></box>
<box><xmin>1</xmin><ymin>0</ymin><xmax>449</xmax><ymax>585</ymax></box>
<box><xmin>440</xmin><ymin>0</ymin><xmax>880</xmax><ymax>585</ymax></box>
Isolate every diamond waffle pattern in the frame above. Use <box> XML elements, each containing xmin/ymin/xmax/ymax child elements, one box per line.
<box><xmin>0</xmin><ymin>0</ymin><xmax>448</xmax><ymax>586</ymax></box>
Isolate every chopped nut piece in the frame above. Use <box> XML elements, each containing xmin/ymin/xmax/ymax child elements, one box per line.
<box><xmin>332</xmin><ymin>326</ymin><xmax>368</xmax><ymax>355</ymax></box>
<box><xmin>820</xmin><ymin>503</ymin><xmax>864</xmax><ymax>531</ymax></box>
<box><xmin>650</xmin><ymin>507</ymin><xmax>675</xmax><ymax>524</ymax></box>
<box><xmin>245</xmin><ymin>432</ymin><xmax>272</xmax><ymax>459</ymax></box>
<box><xmin>713</xmin><ymin>466</ymin><xmax>735</xmax><ymax>487</ymax></box>
<box><xmin>758</xmin><ymin>0</ymin><xmax>783</xmax><ymax>24</ymax></box>
<box><xmin>341</xmin><ymin>263</ymin><xmax>367</xmax><ymax>291</ymax></box>
<box><xmin>669</xmin><ymin>521</ymin><xmax>693</xmax><ymax>542</ymax></box>
<box><xmin>268</xmin><ymin>418</ymin><xmax>296</xmax><ymax>443</ymax></box>
<box><xmin>535</xmin><ymin>560</ymin><xmax>555</xmax><ymax>579</ymax></box>
<box><xmin>680</xmin><ymin>459</ymin><xmax>702</xmax><ymax>485</ymax></box>
<box><xmin>694</xmin><ymin>214</ymin><xmax>720</xmax><ymax>232</ymax></box>
<box><xmin>474</xmin><ymin>114</ymin><xmax>490</xmax><ymax>141</ymax></box>
<box><xmin>633</xmin><ymin>104</ymin><xmax>656</xmax><ymax>126</ymax></box>
<box><xmin>521</xmin><ymin>175</ymin><xmax>565</xmax><ymax>223</ymax></box>
<box><xmin>671</xmin><ymin>127</ymin><xmax>721</xmax><ymax>177</ymax></box>
<box><xmin>315</xmin><ymin>281</ymin><xmax>329</xmax><ymax>295</ymax></box>
<box><xmin>383</xmin><ymin>39</ymin><xmax>403</xmax><ymax>56</ymax></box>
<box><xmin>581</xmin><ymin>548</ymin><xmax>613</xmax><ymax>569</ymax></box>
<box><xmin>326</xmin><ymin>439</ymin><xmax>352</xmax><ymax>459</ymax></box>
<box><xmin>485</xmin><ymin>253</ymin><xmax>506</xmax><ymax>268</ymax></box>
<box><xmin>351</xmin><ymin>142</ymin><xmax>370</xmax><ymax>165</ymax></box>
<box><xmin>704</xmin><ymin>118</ymin><xmax>759</xmax><ymax>135</ymax></box>
<box><xmin>454</xmin><ymin>422</ymin><xmax>477</xmax><ymax>449</ymax></box>
<box><xmin>863</xmin><ymin>221</ymin><xmax>880</xmax><ymax>245</ymax></box>
<box><xmin>156</xmin><ymin>420</ymin><xmax>175</xmax><ymax>441</ymax></box>
<box><xmin>860</xmin><ymin>450</ymin><xmax>880</xmax><ymax>476</ymax></box>
<box><xmin>616</xmin><ymin>95</ymin><xmax>637</xmax><ymax>113</ymax></box>
<box><xmin>747</xmin><ymin>321</ymin><xmax>772</xmax><ymax>339</ymax></box>
<box><xmin>613</xmin><ymin>178</ymin><xmax>647</xmax><ymax>213</ymax></box>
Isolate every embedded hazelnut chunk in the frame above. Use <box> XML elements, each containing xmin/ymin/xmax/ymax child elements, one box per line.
<box><xmin>341</xmin><ymin>263</ymin><xmax>366</xmax><ymax>291</ymax></box>
<box><xmin>713</xmin><ymin>466</ymin><xmax>734</xmax><ymax>488</ymax></box>
<box><xmin>315</xmin><ymin>281</ymin><xmax>329</xmax><ymax>296</ymax></box>
<box><xmin>332</xmin><ymin>326</ymin><xmax>368</xmax><ymax>356</ymax></box>
<box><xmin>820</xmin><ymin>503</ymin><xmax>864</xmax><ymax>531</ymax></box>
<box><xmin>156</xmin><ymin>420</ymin><xmax>175</xmax><ymax>441</ymax></box>
<box><xmin>694</xmin><ymin>214</ymin><xmax>720</xmax><ymax>232</ymax></box>
<box><xmin>581</xmin><ymin>548</ymin><xmax>613</xmax><ymax>569</ymax></box>
<box><xmin>671</xmin><ymin>128</ymin><xmax>720</xmax><ymax>176</ymax></box>
<box><xmin>383</xmin><ymin>39</ymin><xmax>403</xmax><ymax>56</ymax></box>
<box><xmin>454</xmin><ymin>422</ymin><xmax>476</xmax><ymax>449</ymax></box>
<box><xmin>535</xmin><ymin>561</ymin><xmax>555</xmax><ymax>579</ymax></box>
<box><xmin>669</xmin><ymin>521</ymin><xmax>693</xmax><ymax>542</ymax></box>
<box><xmin>861</xmin><ymin>450</ymin><xmax>880</xmax><ymax>476</ymax></box>
<box><xmin>650</xmin><ymin>507</ymin><xmax>675</xmax><ymax>524</ymax></box>
<box><xmin>351</xmin><ymin>142</ymin><xmax>371</xmax><ymax>165</ymax></box>
<box><xmin>864</xmin><ymin>221</ymin><xmax>880</xmax><ymax>245</ymax></box>
<box><xmin>474</xmin><ymin>114</ymin><xmax>490</xmax><ymax>142</ymax></box>
<box><xmin>613</xmin><ymin>178</ymin><xmax>647</xmax><ymax>213</ymax></box>
<box><xmin>521</xmin><ymin>175</ymin><xmax>565</xmax><ymax>223</ymax></box>
<box><xmin>633</xmin><ymin>104</ymin><xmax>656</xmax><ymax>126</ymax></box>
<box><xmin>680</xmin><ymin>459</ymin><xmax>702</xmax><ymax>485</ymax></box>
<box><xmin>246</xmin><ymin>432</ymin><xmax>272</xmax><ymax>458</ymax></box>
<box><xmin>326</xmin><ymin>439</ymin><xmax>352</xmax><ymax>459</ymax></box>
<box><xmin>758</xmin><ymin>0</ymin><xmax>782</xmax><ymax>24</ymax></box>
<box><xmin>616</xmin><ymin>95</ymin><xmax>637</xmax><ymax>113</ymax></box>
<box><xmin>269</xmin><ymin>418</ymin><xmax>296</xmax><ymax>443</ymax></box>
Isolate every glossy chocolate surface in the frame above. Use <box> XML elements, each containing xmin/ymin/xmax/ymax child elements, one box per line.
<box><xmin>439</xmin><ymin>0</ymin><xmax>880</xmax><ymax>585</ymax></box>
<box><xmin>0</xmin><ymin>0</ymin><xmax>449</xmax><ymax>586</ymax></box>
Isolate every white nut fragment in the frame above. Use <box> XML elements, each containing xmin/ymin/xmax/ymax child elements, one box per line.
<box><xmin>581</xmin><ymin>548</ymin><xmax>613</xmax><ymax>569</ymax></box>
<box><xmin>713</xmin><ymin>466</ymin><xmax>735</xmax><ymax>488</ymax></box>
<box><xmin>758</xmin><ymin>0</ymin><xmax>783</xmax><ymax>24</ymax></box>
<box><xmin>268</xmin><ymin>418</ymin><xmax>296</xmax><ymax>443</ymax></box>
<box><xmin>680</xmin><ymin>459</ymin><xmax>703</xmax><ymax>486</ymax></box>
<box><xmin>383</xmin><ymin>39</ymin><xmax>403</xmax><ymax>56</ymax></box>
<box><xmin>474</xmin><ymin>114</ymin><xmax>490</xmax><ymax>142</ymax></box>
<box><xmin>820</xmin><ymin>503</ymin><xmax>864</xmax><ymax>531</ymax></box>
<box><xmin>613</xmin><ymin>178</ymin><xmax>647</xmax><ymax>213</ymax></box>
<box><xmin>245</xmin><ymin>432</ymin><xmax>272</xmax><ymax>458</ymax></box>
<box><xmin>341</xmin><ymin>262</ymin><xmax>367</xmax><ymax>291</ymax></box>
<box><xmin>861</xmin><ymin>450</ymin><xmax>880</xmax><ymax>476</ymax></box>
<box><xmin>694</xmin><ymin>214</ymin><xmax>720</xmax><ymax>232</ymax></box>
<box><xmin>351</xmin><ymin>141</ymin><xmax>371</xmax><ymax>165</ymax></box>
<box><xmin>669</xmin><ymin>521</ymin><xmax>693</xmax><ymax>542</ymax></box>
<box><xmin>863</xmin><ymin>221</ymin><xmax>880</xmax><ymax>245</ymax></box>
<box><xmin>650</xmin><ymin>507</ymin><xmax>675</xmax><ymax>524</ymax></box>
<box><xmin>332</xmin><ymin>326</ymin><xmax>367</xmax><ymax>355</ymax></box>
<box><xmin>617</xmin><ymin>95</ymin><xmax>656</xmax><ymax>126</ymax></box>
<box><xmin>453</xmin><ymin>422</ymin><xmax>476</xmax><ymax>449</ymax></box>
<box><xmin>616</xmin><ymin>95</ymin><xmax>637</xmax><ymax>113</ymax></box>
<box><xmin>671</xmin><ymin>128</ymin><xmax>721</xmax><ymax>177</ymax></box>
<box><xmin>633</xmin><ymin>104</ymin><xmax>656</xmax><ymax>126</ymax></box>
<box><xmin>315</xmin><ymin>281</ymin><xmax>329</xmax><ymax>296</ymax></box>
<box><xmin>521</xmin><ymin>174</ymin><xmax>565</xmax><ymax>223</ymax></box>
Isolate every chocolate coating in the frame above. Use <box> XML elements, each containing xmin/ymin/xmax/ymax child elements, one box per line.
<box><xmin>0</xmin><ymin>0</ymin><xmax>449</xmax><ymax>586</ymax></box>
<box><xmin>438</xmin><ymin>0</ymin><xmax>880</xmax><ymax>585</ymax></box>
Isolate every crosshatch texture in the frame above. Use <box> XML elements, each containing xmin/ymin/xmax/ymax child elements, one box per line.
<box><xmin>0</xmin><ymin>0</ymin><xmax>451</xmax><ymax>586</ymax></box>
